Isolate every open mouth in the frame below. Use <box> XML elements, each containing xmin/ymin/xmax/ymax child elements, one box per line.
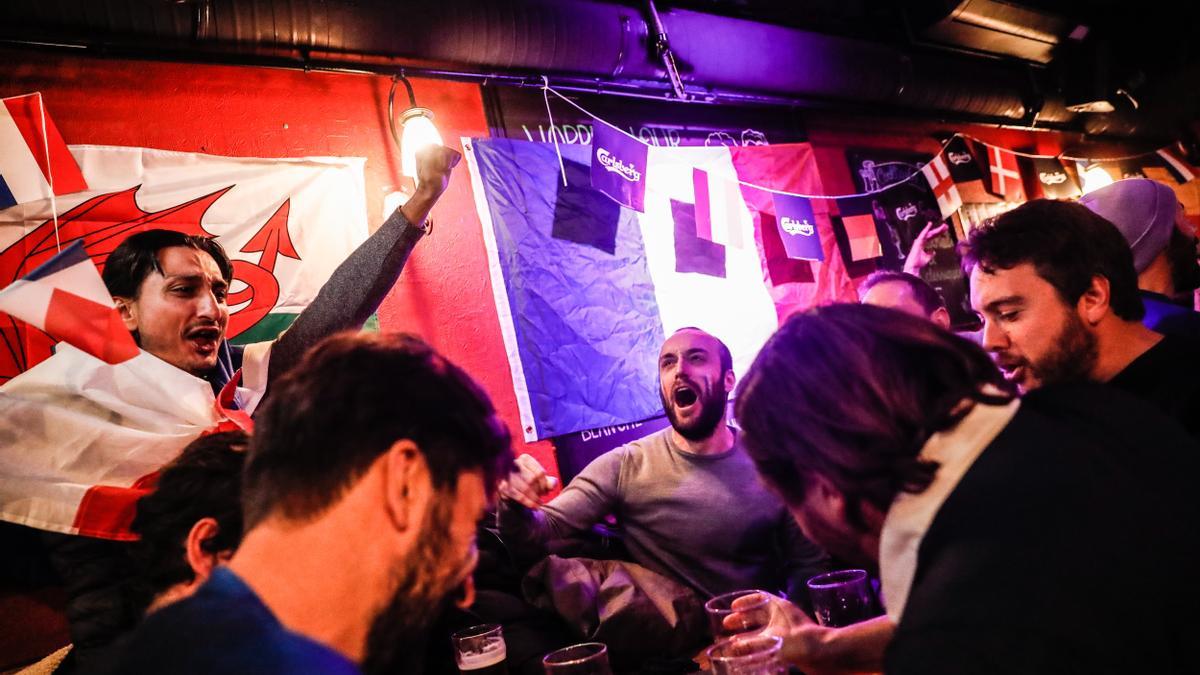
<box><xmin>995</xmin><ymin>358</ymin><xmax>1026</xmax><ymax>383</ymax></box>
<box><xmin>185</xmin><ymin>326</ymin><xmax>221</xmax><ymax>355</ymax></box>
<box><xmin>672</xmin><ymin>384</ymin><xmax>699</xmax><ymax>408</ymax></box>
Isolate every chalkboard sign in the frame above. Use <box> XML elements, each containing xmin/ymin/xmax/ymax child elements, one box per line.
<box><xmin>845</xmin><ymin>148</ymin><xmax>979</xmax><ymax>330</ymax></box>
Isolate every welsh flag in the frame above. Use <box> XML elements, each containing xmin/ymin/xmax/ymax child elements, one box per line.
<box><xmin>464</xmin><ymin>138</ymin><xmax>850</xmax><ymax>441</ymax></box>
<box><xmin>0</xmin><ymin>145</ymin><xmax>369</xmax><ymax>538</ymax></box>
<box><xmin>0</xmin><ymin>145</ymin><xmax>370</xmax><ymax>383</ymax></box>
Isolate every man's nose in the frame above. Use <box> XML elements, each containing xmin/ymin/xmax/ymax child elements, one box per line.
<box><xmin>980</xmin><ymin>318</ymin><xmax>1007</xmax><ymax>351</ymax></box>
<box><xmin>195</xmin><ymin>288</ymin><xmax>221</xmax><ymax>318</ymax></box>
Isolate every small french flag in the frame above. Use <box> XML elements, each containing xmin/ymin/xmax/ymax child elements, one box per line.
<box><xmin>0</xmin><ymin>241</ymin><xmax>138</xmax><ymax>364</ymax></box>
<box><xmin>0</xmin><ymin>93</ymin><xmax>88</xmax><ymax>209</ymax></box>
<box><xmin>693</xmin><ymin>167</ymin><xmax>746</xmax><ymax>248</ymax></box>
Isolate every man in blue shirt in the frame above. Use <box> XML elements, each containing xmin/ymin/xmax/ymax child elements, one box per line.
<box><xmin>95</xmin><ymin>332</ymin><xmax>514</xmax><ymax>674</ymax></box>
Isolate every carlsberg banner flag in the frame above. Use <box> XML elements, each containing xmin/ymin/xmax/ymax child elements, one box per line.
<box><xmin>590</xmin><ymin>122</ymin><xmax>649</xmax><ymax>212</ymax></box>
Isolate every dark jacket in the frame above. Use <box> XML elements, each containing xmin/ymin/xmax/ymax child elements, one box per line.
<box><xmin>886</xmin><ymin>383</ymin><xmax>1200</xmax><ymax>675</ymax></box>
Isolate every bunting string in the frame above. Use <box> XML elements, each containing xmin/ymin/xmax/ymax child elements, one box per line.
<box><xmin>541</xmin><ymin>84</ymin><xmax>1189</xmax><ymax>202</ymax></box>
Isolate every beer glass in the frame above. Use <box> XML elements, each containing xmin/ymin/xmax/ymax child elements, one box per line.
<box><xmin>706</xmin><ymin>634</ymin><xmax>785</xmax><ymax>675</ymax></box>
<box><xmin>542</xmin><ymin>642</ymin><xmax>612</xmax><ymax>675</ymax></box>
<box><xmin>806</xmin><ymin>569</ymin><xmax>874</xmax><ymax>627</ymax></box>
<box><xmin>704</xmin><ymin>589</ymin><xmax>770</xmax><ymax>643</ymax></box>
<box><xmin>452</xmin><ymin>624</ymin><xmax>507</xmax><ymax>675</ymax></box>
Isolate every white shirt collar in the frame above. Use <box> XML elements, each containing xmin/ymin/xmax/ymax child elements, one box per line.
<box><xmin>878</xmin><ymin>395</ymin><xmax>1020</xmax><ymax>622</ymax></box>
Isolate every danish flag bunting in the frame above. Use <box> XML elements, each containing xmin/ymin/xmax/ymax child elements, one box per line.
<box><xmin>985</xmin><ymin>145</ymin><xmax>1025</xmax><ymax>201</ymax></box>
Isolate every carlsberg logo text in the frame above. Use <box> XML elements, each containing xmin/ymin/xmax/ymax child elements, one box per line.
<box><xmin>596</xmin><ymin>148</ymin><xmax>642</xmax><ymax>182</ymax></box>
<box><xmin>781</xmin><ymin>216</ymin><xmax>814</xmax><ymax>237</ymax></box>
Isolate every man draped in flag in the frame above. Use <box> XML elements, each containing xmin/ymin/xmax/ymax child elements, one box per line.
<box><xmin>0</xmin><ymin>146</ymin><xmax>459</xmax><ymax>667</ymax></box>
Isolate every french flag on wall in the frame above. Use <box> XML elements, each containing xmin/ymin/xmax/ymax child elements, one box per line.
<box><xmin>0</xmin><ymin>240</ymin><xmax>139</xmax><ymax>364</ymax></box>
<box><xmin>0</xmin><ymin>93</ymin><xmax>87</xmax><ymax>209</ymax></box>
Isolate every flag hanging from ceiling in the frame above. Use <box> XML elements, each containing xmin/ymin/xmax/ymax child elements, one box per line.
<box><xmin>0</xmin><ymin>94</ymin><xmax>87</xmax><ymax>209</ymax></box>
<box><xmin>590</xmin><ymin>122</ymin><xmax>648</xmax><ymax>211</ymax></box>
<box><xmin>1030</xmin><ymin>157</ymin><xmax>1082</xmax><ymax>199</ymax></box>
<box><xmin>942</xmin><ymin>136</ymin><xmax>998</xmax><ymax>203</ymax></box>
<box><xmin>834</xmin><ymin>195</ymin><xmax>883</xmax><ymax>262</ymax></box>
<box><xmin>921</xmin><ymin>154</ymin><xmax>962</xmax><ymax>219</ymax></box>
<box><xmin>0</xmin><ymin>240</ymin><xmax>138</xmax><ymax>365</ymax></box>
<box><xmin>693</xmin><ymin>168</ymin><xmax>745</xmax><ymax>248</ymax></box>
<box><xmin>984</xmin><ymin>144</ymin><xmax>1025</xmax><ymax>202</ymax></box>
<box><xmin>466</xmin><ymin>137</ymin><xmax>821</xmax><ymax>440</ymax></box>
<box><xmin>1156</xmin><ymin>146</ymin><xmax>1197</xmax><ymax>184</ymax></box>
<box><xmin>771</xmin><ymin>193</ymin><xmax>824</xmax><ymax>261</ymax></box>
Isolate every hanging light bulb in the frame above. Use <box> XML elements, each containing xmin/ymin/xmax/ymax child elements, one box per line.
<box><xmin>400</xmin><ymin>107</ymin><xmax>443</xmax><ymax>180</ymax></box>
<box><xmin>1080</xmin><ymin>163</ymin><xmax>1115</xmax><ymax>195</ymax></box>
<box><xmin>389</xmin><ymin>74</ymin><xmax>444</xmax><ymax>183</ymax></box>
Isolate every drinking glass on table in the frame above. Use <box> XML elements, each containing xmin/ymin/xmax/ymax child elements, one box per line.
<box><xmin>705</xmin><ymin>589</ymin><xmax>771</xmax><ymax>643</ymax></box>
<box><xmin>706</xmin><ymin>634</ymin><xmax>785</xmax><ymax>675</ymax></box>
<box><xmin>452</xmin><ymin>624</ymin><xmax>508</xmax><ymax>675</ymax></box>
<box><xmin>542</xmin><ymin>642</ymin><xmax>612</xmax><ymax>675</ymax></box>
<box><xmin>806</xmin><ymin>569</ymin><xmax>875</xmax><ymax>627</ymax></box>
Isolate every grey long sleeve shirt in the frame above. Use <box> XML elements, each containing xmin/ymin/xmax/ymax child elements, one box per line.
<box><xmin>207</xmin><ymin>208</ymin><xmax>424</xmax><ymax>402</ymax></box>
<box><xmin>499</xmin><ymin>427</ymin><xmax>829</xmax><ymax>601</ymax></box>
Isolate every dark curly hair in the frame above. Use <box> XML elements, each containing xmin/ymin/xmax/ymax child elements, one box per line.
<box><xmin>102</xmin><ymin>229</ymin><xmax>233</xmax><ymax>299</ymax></box>
<box><xmin>243</xmin><ymin>332</ymin><xmax>514</xmax><ymax>529</ymax></box>
<box><xmin>734</xmin><ymin>303</ymin><xmax>1014</xmax><ymax>533</ymax></box>
<box><xmin>128</xmin><ymin>431</ymin><xmax>248</xmax><ymax>614</ymax></box>
<box><xmin>960</xmin><ymin>199</ymin><xmax>1144</xmax><ymax>321</ymax></box>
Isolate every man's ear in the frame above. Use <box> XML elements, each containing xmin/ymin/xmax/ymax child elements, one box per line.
<box><xmin>383</xmin><ymin>440</ymin><xmax>426</xmax><ymax>533</ymax></box>
<box><xmin>1078</xmin><ymin>274</ymin><xmax>1112</xmax><ymax>325</ymax></box>
<box><xmin>184</xmin><ymin>517</ymin><xmax>222</xmax><ymax>584</ymax></box>
<box><xmin>114</xmin><ymin>296</ymin><xmax>139</xmax><ymax>332</ymax></box>
<box><xmin>724</xmin><ymin>369</ymin><xmax>736</xmax><ymax>393</ymax></box>
<box><xmin>931</xmin><ymin>307</ymin><xmax>952</xmax><ymax>330</ymax></box>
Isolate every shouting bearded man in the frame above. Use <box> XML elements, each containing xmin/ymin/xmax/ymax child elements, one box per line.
<box><xmin>497</xmin><ymin>327</ymin><xmax>828</xmax><ymax>611</ymax></box>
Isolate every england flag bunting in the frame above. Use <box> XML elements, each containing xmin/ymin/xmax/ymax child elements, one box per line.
<box><xmin>921</xmin><ymin>154</ymin><xmax>962</xmax><ymax>220</ymax></box>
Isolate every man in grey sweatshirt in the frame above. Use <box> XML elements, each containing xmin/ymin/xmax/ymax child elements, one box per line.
<box><xmin>498</xmin><ymin>327</ymin><xmax>828</xmax><ymax>602</ymax></box>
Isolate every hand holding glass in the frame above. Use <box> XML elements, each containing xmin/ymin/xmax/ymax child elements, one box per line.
<box><xmin>706</xmin><ymin>634</ymin><xmax>785</xmax><ymax>675</ymax></box>
<box><xmin>806</xmin><ymin>570</ymin><xmax>875</xmax><ymax>628</ymax></box>
<box><xmin>706</xmin><ymin>589</ymin><xmax>771</xmax><ymax>642</ymax></box>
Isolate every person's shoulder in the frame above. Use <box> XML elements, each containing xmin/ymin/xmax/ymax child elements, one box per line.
<box><xmin>617</xmin><ymin>426</ymin><xmax>672</xmax><ymax>455</ymax></box>
<box><xmin>95</xmin><ymin>583</ymin><xmax>358</xmax><ymax>675</ymax></box>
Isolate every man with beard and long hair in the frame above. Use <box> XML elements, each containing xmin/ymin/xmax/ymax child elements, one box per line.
<box><xmin>1080</xmin><ymin>177</ymin><xmax>1200</xmax><ymax>338</ymax></box>
<box><xmin>731</xmin><ymin>304</ymin><xmax>1200</xmax><ymax>675</ymax></box>
<box><xmin>962</xmin><ymin>199</ymin><xmax>1200</xmax><ymax>438</ymax></box>
<box><xmin>497</xmin><ymin>328</ymin><xmax>827</xmax><ymax>607</ymax></box>
<box><xmin>93</xmin><ymin>332</ymin><xmax>513</xmax><ymax>675</ymax></box>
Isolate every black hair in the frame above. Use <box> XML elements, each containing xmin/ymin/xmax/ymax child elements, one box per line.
<box><xmin>735</xmin><ymin>303</ymin><xmax>1013</xmax><ymax>533</ymax></box>
<box><xmin>128</xmin><ymin>430</ymin><xmax>248</xmax><ymax>614</ymax></box>
<box><xmin>860</xmin><ymin>271</ymin><xmax>946</xmax><ymax>314</ymax></box>
<box><xmin>960</xmin><ymin>200</ymin><xmax>1144</xmax><ymax>321</ymax></box>
<box><xmin>243</xmin><ymin>332</ymin><xmax>514</xmax><ymax>529</ymax></box>
<box><xmin>102</xmin><ymin>229</ymin><xmax>233</xmax><ymax>299</ymax></box>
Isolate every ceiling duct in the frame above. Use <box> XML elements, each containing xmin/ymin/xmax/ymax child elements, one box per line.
<box><xmin>0</xmin><ymin>0</ymin><xmax>1091</xmax><ymax>130</ymax></box>
<box><xmin>908</xmin><ymin>0</ymin><xmax>1081</xmax><ymax>63</ymax></box>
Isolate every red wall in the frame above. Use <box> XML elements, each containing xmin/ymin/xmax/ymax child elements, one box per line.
<box><xmin>0</xmin><ymin>48</ymin><xmax>558</xmax><ymax>474</ymax></box>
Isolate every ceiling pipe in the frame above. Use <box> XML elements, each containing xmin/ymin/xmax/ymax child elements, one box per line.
<box><xmin>1</xmin><ymin>0</ymin><xmax>1155</xmax><ymax>136</ymax></box>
